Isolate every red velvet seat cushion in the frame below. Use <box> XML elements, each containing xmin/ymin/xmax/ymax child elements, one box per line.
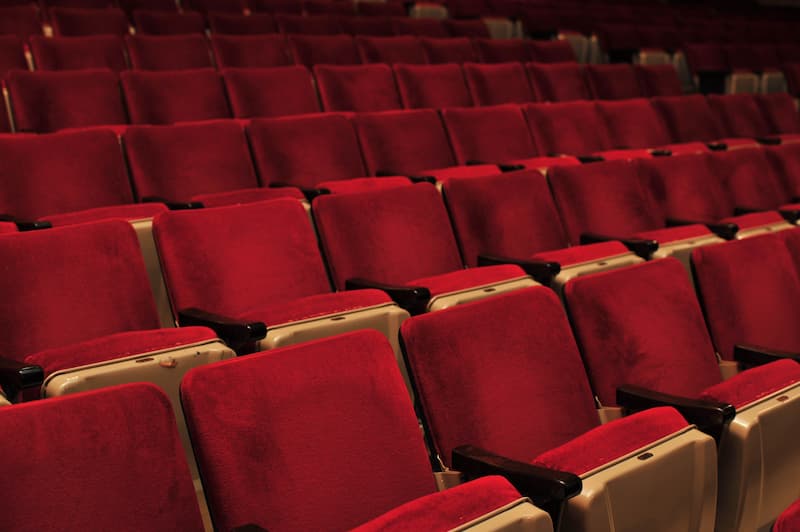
<box><xmin>236</xmin><ymin>289</ymin><xmax>391</xmax><ymax>325</ymax></box>
<box><xmin>719</xmin><ymin>211</ymin><xmax>787</xmax><ymax>230</ymax></box>
<box><xmin>191</xmin><ymin>186</ymin><xmax>303</xmax><ymax>207</ymax></box>
<box><xmin>426</xmin><ymin>164</ymin><xmax>501</xmax><ymax>180</ymax></box>
<box><xmin>353</xmin><ymin>476</ymin><xmax>524</xmax><ymax>532</ymax></box>
<box><xmin>597</xmin><ymin>148</ymin><xmax>653</xmax><ymax>161</ymax></box>
<box><xmin>532</xmin><ymin>407</ymin><xmax>688</xmax><ymax>476</ymax></box>
<box><xmin>408</xmin><ymin>264</ymin><xmax>526</xmax><ymax>296</ymax></box>
<box><xmin>513</xmin><ymin>155</ymin><xmax>582</xmax><ymax>169</ymax></box>
<box><xmin>40</xmin><ymin>203</ymin><xmax>168</xmax><ymax>226</ymax></box>
<box><xmin>633</xmin><ymin>224</ymin><xmax>714</xmax><ymax>244</ymax></box>
<box><xmin>532</xmin><ymin>241</ymin><xmax>632</xmax><ymax>266</ymax></box>
<box><xmin>316</xmin><ymin>176</ymin><xmax>412</xmax><ymax>194</ymax></box>
<box><xmin>774</xmin><ymin>498</ymin><xmax>800</xmax><ymax>532</ymax></box>
<box><xmin>27</xmin><ymin>326</ymin><xmax>217</xmax><ymax>376</ymax></box>
<box><xmin>699</xmin><ymin>359</ymin><xmax>800</xmax><ymax>409</ymax></box>
<box><xmin>0</xmin><ymin>383</ymin><xmax>204</xmax><ymax>531</ymax></box>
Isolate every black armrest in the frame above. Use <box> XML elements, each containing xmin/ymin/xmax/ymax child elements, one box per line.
<box><xmin>16</xmin><ymin>220</ymin><xmax>52</xmax><ymax>231</ymax></box>
<box><xmin>649</xmin><ymin>149</ymin><xmax>672</xmax><ymax>157</ymax></box>
<box><xmin>755</xmin><ymin>136</ymin><xmax>781</xmax><ymax>146</ymax></box>
<box><xmin>666</xmin><ymin>218</ymin><xmax>738</xmax><ymax>240</ymax></box>
<box><xmin>0</xmin><ymin>356</ymin><xmax>43</xmax><ymax>403</ymax></box>
<box><xmin>477</xmin><ymin>254</ymin><xmax>560</xmax><ymax>285</ymax></box>
<box><xmin>452</xmin><ymin>445</ymin><xmax>581</xmax><ymax>527</ymax></box>
<box><xmin>579</xmin><ymin>233</ymin><xmax>658</xmax><ymax>259</ymax></box>
<box><xmin>231</xmin><ymin>525</ymin><xmax>267</xmax><ymax>532</ymax></box>
<box><xmin>779</xmin><ymin>208</ymin><xmax>800</xmax><ymax>224</ymax></box>
<box><xmin>617</xmin><ymin>385</ymin><xmax>735</xmax><ymax>444</ymax></box>
<box><xmin>178</xmin><ymin>308</ymin><xmax>266</xmax><ymax>351</ymax></box>
<box><xmin>734</xmin><ymin>344</ymin><xmax>800</xmax><ymax>369</ymax></box>
<box><xmin>576</xmin><ymin>154</ymin><xmax>605</xmax><ymax>164</ymax></box>
<box><xmin>141</xmin><ymin>196</ymin><xmax>203</xmax><ymax>210</ymax></box>
<box><xmin>706</xmin><ymin>142</ymin><xmax>728</xmax><ymax>151</ymax></box>
<box><xmin>345</xmin><ymin>278</ymin><xmax>430</xmax><ymax>315</ymax></box>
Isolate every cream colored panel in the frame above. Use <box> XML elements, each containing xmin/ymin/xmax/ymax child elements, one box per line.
<box><xmin>131</xmin><ymin>218</ymin><xmax>175</xmax><ymax>328</ymax></box>
<box><xmin>558</xmin><ymin>32</ymin><xmax>589</xmax><ymax>64</ymax></box>
<box><xmin>761</xmin><ymin>72</ymin><xmax>788</xmax><ymax>94</ymax></box>
<box><xmin>719</xmin><ymin>360</ymin><xmax>739</xmax><ymax>381</ymax></box>
<box><xmin>409</xmin><ymin>2</ymin><xmax>448</xmax><ymax>19</ymax></box>
<box><xmin>636</xmin><ymin>50</ymin><xmax>671</xmax><ymax>66</ymax></box>
<box><xmin>483</xmin><ymin>18</ymin><xmax>514</xmax><ymax>40</ymax></box>
<box><xmin>726</xmin><ymin>72</ymin><xmax>760</xmax><ymax>94</ymax></box>
<box><xmin>456</xmin><ymin>499</ymin><xmax>553</xmax><ymax>532</ymax></box>
<box><xmin>735</xmin><ymin>220</ymin><xmax>795</xmax><ymax>239</ymax></box>
<box><xmin>597</xmin><ymin>406</ymin><xmax>624</xmax><ymax>424</ymax></box>
<box><xmin>427</xmin><ymin>277</ymin><xmax>537</xmax><ymax>311</ymax></box>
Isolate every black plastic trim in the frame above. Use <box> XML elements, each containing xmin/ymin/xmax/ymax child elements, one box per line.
<box><xmin>477</xmin><ymin>254</ymin><xmax>560</xmax><ymax>285</ymax></box>
<box><xmin>178</xmin><ymin>308</ymin><xmax>266</xmax><ymax>352</ymax></box>
<box><xmin>345</xmin><ymin>278</ymin><xmax>430</xmax><ymax>315</ymax></box>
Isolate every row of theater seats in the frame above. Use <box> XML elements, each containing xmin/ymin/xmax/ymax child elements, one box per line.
<box><xmin>0</xmin><ymin>33</ymin><xmax>577</xmax><ymax>74</ymax></box>
<box><xmin>0</xmin><ymin>192</ymin><xmax>798</xmax><ymax>531</ymax></box>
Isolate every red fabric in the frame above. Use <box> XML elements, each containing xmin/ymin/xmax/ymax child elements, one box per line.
<box><xmin>339</xmin><ymin>17</ymin><xmax>395</xmax><ymax>37</ymax></box>
<box><xmin>633</xmin><ymin>224</ymin><xmax>713</xmax><ymax>244</ymax></box>
<box><xmin>635</xmin><ymin>64</ymin><xmax>683</xmax><ymax>97</ymax></box>
<box><xmin>287</xmin><ymin>34</ymin><xmax>360</xmax><ymax>66</ymax></box>
<box><xmin>27</xmin><ymin>326</ymin><xmax>216</xmax><ymax>376</ymax></box>
<box><xmin>210</xmin><ymin>34</ymin><xmax>291</xmax><ymax>68</ymax></box>
<box><xmin>0</xmin><ymin>383</ymin><xmax>204</xmax><ymax>531</ymax></box>
<box><xmin>685</xmin><ymin>43</ymin><xmax>728</xmax><ymax>73</ymax></box>
<box><xmin>353</xmin><ymin>109</ymin><xmax>459</xmax><ymax>175</ymax></box>
<box><xmin>409</xmin><ymin>264</ymin><xmax>525</xmax><ymax>296</ymax></box>
<box><xmin>183</xmin><ymin>0</ymin><xmax>246</xmax><ymax>13</ymax></box>
<box><xmin>757</xmin><ymin>93</ymin><xmax>800</xmax><ymax>134</ymax></box>
<box><xmin>651</xmin><ymin>95</ymin><xmax>726</xmax><ymax>143</ymax></box>
<box><xmin>29</xmin><ymin>35</ymin><xmax>127</xmax><ymax>72</ymax></box>
<box><xmin>121</xmin><ymin>68</ymin><xmax>231</xmax><ymax>125</ymax></box>
<box><xmin>774</xmin><ymin>498</ymin><xmax>800</xmax><ymax>532</ymax></box>
<box><xmin>236</xmin><ymin>289</ymin><xmax>390</xmax><ymax>325</ymax></box>
<box><xmin>693</xmin><ymin>233</ymin><xmax>800</xmax><ymax>361</ymax></box>
<box><xmin>596</xmin><ymin>148</ymin><xmax>653</xmax><ymax>161</ymax></box>
<box><xmin>41</xmin><ymin>202</ymin><xmax>167</xmax><ymax>226</ymax></box>
<box><xmin>700</xmin><ymin>359</ymin><xmax>800</xmax><ymax>409</ymax></box>
<box><xmin>532</xmin><ymin>240</ymin><xmax>632</xmax><ymax>266</ymax></box>
<box><xmin>6</xmin><ymin>69</ymin><xmax>127</xmax><ymax>133</ymax></box>
<box><xmin>442</xmin><ymin>171</ymin><xmax>568</xmax><ymax>267</ymax></box>
<box><xmin>765</xmin><ymin>143</ymin><xmax>800</xmax><ymax>198</ymax></box>
<box><xmin>313</xmin><ymin>183</ymin><xmax>466</xmax><ymax>290</ymax></box>
<box><xmin>526</xmin><ymin>62</ymin><xmax>591</xmax><ymax>102</ymax></box>
<box><xmin>463</xmin><ymin>62</ymin><xmax>536</xmax><ymax>106</ymax></box>
<box><xmin>304</xmin><ymin>1</ymin><xmax>354</xmax><ymax>15</ymax></box>
<box><xmin>0</xmin><ymin>6</ymin><xmax>42</xmax><ymax>39</ymax></box>
<box><xmin>420</xmin><ymin>37</ymin><xmax>475</xmax><ymax>65</ymax></box>
<box><xmin>50</xmin><ymin>7</ymin><xmax>129</xmax><ymax>36</ymax></box>
<box><xmin>720</xmin><ymin>211</ymin><xmax>787</xmax><ymax>230</ymax></box>
<box><xmin>514</xmin><ymin>155</ymin><xmax>581</xmax><ymax>169</ymax></box>
<box><xmin>525</xmin><ymin>101</ymin><xmax>613</xmax><ymax>156</ymax></box>
<box><xmin>564</xmin><ymin>259</ymin><xmax>723</xmax><ymax>406</ymax></box>
<box><xmin>474</xmin><ymin>38</ymin><xmax>531</xmax><ymax>63</ymax></box>
<box><xmin>0</xmin><ymin>222</ymin><xmax>17</xmax><ymax>233</ymax></box>
<box><xmin>401</xmin><ymin>287</ymin><xmax>599</xmax><ymax>466</ymax></box>
<box><xmin>442</xmin><ymin>105</ymin><xmax>539</xmax><ymax>164</ymax></box>
<box><xmin>532</xmin><ymin>407</ymin><xmax>688</xmax><ymax>475</ymax></box>
<box><xmin>444</xmin><ymin>19</ymin><xmax>489</xmax><ymax>38</ymax></box>
<box><xmin>314</xmin><ymin>64</ymin><xmax>402</xmax><ymax>112</ymax></box>
<box><xmin>707</xmin><ymin>94</ymin><xmax>772</xmax><ymax>138</ymax></box>
<box><xmin>356</xmin><ymin>35</ymin><xmax>427</xmax><ymax>64</ymax></box>
<box><xmin>548</xmin><ymin>159</ymin><xmax>664</xmax><ymax>244</ymax></box>
<box><xmin>354</xmin><ymin>476</ymin><xmax>523</xmax><ymax>532</ymax></box>
<box><xmin>133</xmin><ymin>10</ymin><xmax>206</xmax><ymax>34</ymax></box>
<box><xmin>393</xmin><ymin>19</ymin><xmax>447</xmax><ymax>37</ymax></box>
<box><xmin>0</xmin><ymin>35</ymin><xmax>25</xmax><ymax>78</ymax></box>
<box><xmin>528</xmin><ymin>40</ymin><xmax>575</xmax><ymax>63</ymax></box>
<box><xmin>660</xmin><ymin>142</ymin><xmax>710</xmax><ymax>156</ymax></box>
<box><xmin>585</xmin><ymin>64</ymin><xmax>643</xmax><ymax>100</ymax></box>
<box><xmin>0</xmin><ymin>220</ymin><xmax>161</xmax><ymax>362</ymax></box>
<box><xmin>126</xmin><ymin>34</ymin><xmax>212</xmax><ymax>71</ymax></box>
<box><xmin>0</xmin><ymin>129</ymin><xmax>134</xmax><ymax>219</ymax></box>
<box><xmin>317</xmin><ymin>176</ymin><xmax>412</xmax><ymax>194</ymax></box>
<box><xmin>154</xmin><ymin>199</ymin><xmax>334</xmax><ymax>318</ymax></box>
<box><xmin>192</xmin><ymin>186</ymin><xmax>303</xmax><ymax>207</ymax></box>
<box><xmin>425</xmin><ymin>164</ymin><xmax>501</xmax><ymax>180</ymax></box>
<box><xmin>181</xmin><ymin>331</ymin><xmax>436</xmax><ymax>532</ymax></box>
<box><xmin>248</xmin><ymin>114</ymin><xmax>366</xmax><ymax>189</ymax></box>
<box><xmin>124</xmin><ymin>120</ymin><xmax>260</xmax><ymax>202</ymax></box>
<box><xmin>394</xmin><ymin>63</ymin><xmax>473</xmax><ymax>109</ymax></box>
<box><xmin>251</xmin><ymin>0</ymin><xmax>302</xmax><ymax>14</ymax></box>
<box><xmin>222</xmin><ymin>66</ymin><xmax>319</xmax><ymax>118</ymax></box>
<box><xmin>596</xmin><ymin>98</ymin><xmax>674</xmax><ymax>149</ymax></box>
<box><xmin>208</xmin><ymin>13</ymin><xmax>276</xmax><ymax>34</ymax></box>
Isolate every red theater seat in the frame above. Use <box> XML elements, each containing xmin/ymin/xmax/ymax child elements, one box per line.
<box><xmin>526</xmin><ymin>62</ymin><xmax>590</xmax><ymax>102</ymax></box>
<box><xmin>393</xmin><ymin>63</ymin><xmax>473</xmax><ymax>109</ymax></box>
<box><xmin>207</xmin><ymin>13</ymin><xmax>276</xmax><ymax>34</ymax></box>
<box><xmin>314</xmin><ymin>64</ymin><xmax>402</xmax><ymax>112</ymax></box>
<box><xmin>132</xmin><ymin>9</ymin><xmax>206</xmax><ymax>35</ymax></box>
<box><xmin>49</xmin><ymin>7</ymin><xmax>129</xmax><ymax>36</ymax></box>
<box><xmin>463</xmin><ymin>62</ymin><xmax>536</xmax><ymax>106</ymax></box>
<box><xmin>210</xmin><ymin>34</ymin><xmax>290</xmax><ymax>68</ymax></box>
<box><xmin>29</xmin><ymin>35</ymin><xmax>128</xmax><ymax>72</ymax></box>
<box><xmin>420</xmin><ymin>36</ymin><xmax>477</xmax><ymax>63</ymax></box>
<box><xmin>125</xmin><ymin>34</ymin><xmax>213</xmax><ymax>70</ymax></box>
<box><xmin>288</xmin><ymin>34</ymin><xmax>360</xmax><ymax>66</ymax></box>
<box><xmin>355</xmin><ymin>35</ymin><xmax>427</xmax><ymax>64</ymax></box>
<box><xmin>222</xmin><ymin>66</ymin><xmax>319</xmax><ymax>118</ymax></box>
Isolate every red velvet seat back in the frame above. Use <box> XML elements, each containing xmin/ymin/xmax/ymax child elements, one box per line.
<box><xmin>685</xmin><ymin>43</ymin><xmax>728</xmax><ymax>73</ymax></box>
<box><xmin>181</xmin><ymin>331</ymin><xmax>435</xmax><ymax>531</ymax></box>
<box><xmin>0</xmin><ymin>35</ymin><xmax>28</xmax><ymax>78</ymax></box>
<box><xmin>0</xmin><ymin>129</ymin><xmax>134</xmax><ymax>219</ymax></box>
<box><xmin>124</xmin><ymin>121</ymin><xmax>259</xmax><ymax>202</ymax></box>
<box><xmin>463</xmin><ymin>62</ymin><xmax>536</xmax><ymax>106</ymax></box>
<box><xmin>0</xmin><ymin>384</ymin><xmax>203</xmax><ymax>531</ymax></box>
<box><xmin>222</xmin><ymin>66</ymin><xmax>319</xmax><ymax>118</ymax></box>
<box><xmin>709</xmin><ymin>148</ymin><xmax>787</xmax><ymax>211</ymax></box>
<box><xmin>248</xmin><ymin>114</ymin><xmax>366</xmax><ymax>189</ymax></box>
<box><xmin>528</xmin><ymin>40</ymin><xmax>576</xmax><ymax>63</ymax></box>
<box><xmin>651</xmin><ymin>94</ymin><xmax>726</xmax><ymax>143</ymax></box>
<box><xmin>210</xmin><ymin>34</ymin><xmax>290</xmax><ymax>68</ymax></box>
<box><xmin>442</xmin><ymin>105</ymin><xmax>539</xmax><ymax>164</ymax></box>
<box><xmin>393</xmin><ymin>63</ymin><xmax>473</xmax><ymax>109</ymax></box>
<box><xmin>126</xmin><ymin>34</ymin><xmax>212</xmax><ymax>71</ymax></box>
<box><xmin>29</xmin><ymin>35</ymin><xmax>127</xmax><ymax>72</ymax></box>
<box><xmin>288</xmin><ymin>34</ymin><xmax>360</xmax><ymax>66</ymax></box>
<box><xmin>756</xmin><ymin>93</ymin><xmax>800</xmax><ymax>135</ymax></box>
<box><xmin>548</xmin><ymin>159</ymin><xmax>663</xmax><ymax>243</ymax></box>
<box><xmin>353</xmin><ymin>109</ymin><xmax>459</xmax><ymax>175</ymax></box>
<box><xmin>250</xmin><ymin>0</ymin><xmax>302</xmax><ymax>14</ymax></box>
<box><xmin>154</xmin><ymin>199</ymin><xmax>333</xmax><ymax>317</ymax></box>
<box><xmin>0</xmin><ymin>221</ymin><xmax>159</xmax><ymax>361</ymax></box>
<box><xmin>356</xmin><ymin>35</ymin><xmax>427</xmax><ymax>65</ymax></box>
<box><xmin>707</xmin><ymin>94</ymin><xmax>771</xmax><ymax>138</ymax></box>
<box><xmin>635</xmin><ymin>64</ymin><xmax>683</xmax><ymax>97</ymax></box>
<box><xmin>314</xmin><ymin>64</ymin><xmax>402</xmax><ymax>112</ymax></box>
<box><xmin>338</xmin><ymin>16</ymin><xmax>394</xmax><ymax>37</ymax></box>
<box><xmin>6</xmin><ymin>69</ymin><xmax>127</xmax><ymax>132</ymax></box>
<box><xmin>0</xmin><ymin>6</ymin><xmax>42</xmax><ymax>39</ymax></box>
<box><xmin>584</xmin><ymin>64</ymin><xmax>643</xmax><ymax>100</ymax></box>
<box><xmin>443</xmin><ymin>171</ymin><xmax>569</xmax><ymax>266</ymax></box>
<box><xmin>565</xmin><ymin>258</ymin><xmax>722</xmax><ymax>406</ymax></box>
<box><xmin>765</xmin><ymin>143</ymin><xmax>800</xmax><ymax>198</ymax></box>
<box><xmin>526</xmin><ymin>62</ymin><xmax>590</xmax><ymax>102</ymax></box>
<box><xmin>524</xmin><ymin>101</ymin><xmax>613</xmax><ymax>156</ymax></box>
<box><xmin>182</xmin><ymin>0</ymin><xmax>246</xmax><ymax>13</ymax></box>
<box><xmin>49</xmin><ymin>7</ymin><xmax>129</xmax><ymax>36</ymax></box>
<box><xmin>444</xmin><ymin>19</ymin><xmax>489</xmax><ymax>38</ymax></box>
<box><xmin>693</xmin><ymin>233</ymin><xmax>800</xmax><ymax>361</ymax></box>
<box><xmin>401</xmin><ymin>287</ymin><xmax>599</xmax><ymax>466</ymax></box>
<box><xmin>474</xmin><ymin>38</ymin><xmax>531</xmax><ymax>63</ymax></box>
<box><xmin>392</xmin><ymin>18</ymin><xmax>448</xmax><ymax>38</ymax></box>
<box><xmin>420</xmin><ymin>36</ymin><xmax>477</xmax><ymax>63</ymax></box>
<box><xmin>314</xmin><ymin>183</ymin><xmax>465</xmax><ymax>289</ymax></box>
<box><xmin>596</xmin><ymin>98</ymin><xmax>674</xmax><ymax>149</ymax></box>
<box><xmin>119</xmin><ymin>0</ymin><xmax>177</xmax><ymax>13</ymax></box>
<box><xmin>207</xmin><ymin>13</ymin><xmax>276</xmax><ymax>34</ymax></box>
<box><xmin>120</xmin><ymin>68</ymin><xmax>231</xmax><ymax>124</ymax></box>
<box><xmin>132</xmin><ymin>10</ymin><xmax>206</xmax><ymax>34</ymax></box>
<box><xmin>275</xmin><ymin>13</ymin><xmax>341</xmax><ymax>34</ymax></box>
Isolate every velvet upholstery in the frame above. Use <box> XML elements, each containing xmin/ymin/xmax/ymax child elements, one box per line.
<box><xmin>462</xmin><ymin>62</ymin><xmax>536</xmax><ymax>106</ymax></box>
<box><xmin>275</xmin><ymin>13</ymin><xmax>342</xmax><ymax>34</ymax></box>
<box><xmin>191</xmin><ymin>186</ymin><xmax>303</xmax><ymax>207</ymax></box>
<box><xmin>132</xmin><ymin>10</ymin><xmax>206</xmax><ymax>34</ymax></box>
<box><xmin>126</xmin><ymin>34</ymin><xmax>212</xmax><ymax>71</ymax></box>
<box><xmin>707</xmin><ymin>94</ymin><xmax>772</xmax><ymax>138</ymax></box>
<box><xmin>441</xmin><ymin>105</ymin><xmax>540</xmax><ymax>164</ymax></box>
<box><xmin>709</xmin><ymin>148</ymin><xmax>787</xmax><ymax>211</ymax></box>
<box><xmin>756</xmin><ymin>93</ymin><xmax>800</xmax><ymax>134</ymax></box>
<box><xmin>392</xmin><ymin>18</ymin><xmax>448</xmax><ymax>38</ymax></box>
<box><xmin>0</xmin><ymin>383</ymin><xmax>204</xmax><ymax>531</ymax></box>
<box><xmin>400</xmin><ymin>287</ymin><xmax>600</xmax><ymax>466</ymax></box>
<box><xmin>474</xmin><ymin>38</ymin><xmax>531</xmax><ymax>63</ymax></box>
<box><xmin>236</xmin><ymin>288</ymin><xmax>391</xmax><ymax>325</ymax></box>
<box><xmin>420</xmin><ymin>36</ymin><xmax>477</xmax><ymax>63</ymax></box>
<box><xmin>181</xmin><ymin>331</ymin><xmax>437</xmax><ymax>531</ymax></box>
<box><xmin>444</xmin><ymin>19</ymin><xmax>489</xmax><ymax>38</ymax></box>
<box><xmin>120</xmin><ymin>68</ymin><xmax>231</xmax><ymax>124</ymax></box>
<box><xmin>124</xmin><ymin>121</ymin><xmax>261</xmax><ymax>201</ymax></box>
<box><xmin>584</xmin><ymin>64</ymin><xmax>643</xmax><ymax>100</ymax></box>
<box><xmin>699</xmin><ymin>358</ymin><xmax>800</xmax><ymax>409</ymax></box>
<box><xmin>316</xmin><ymin>176</ymin><xmax>412</xmax><ymax>195</ymax></box>
<box><xmin>692</xmin><ymin>233</ymin><xmax>800</xmax><ymax>361</ymax></box>
<box><xmin>210</xmin><ymin>34</ymin><xmax>291</xmax><ymax>68</ymax></box>
<box><xmin>564</xmin><ymin>259</ymin><xmax>723</xmax><ymax>406</ymax></box>
<box><xmin>774</xmin><ymin>499</ymin><xmax>800</xmax><ymax>532</ymax></box>
<box><xmin>222</xmin><ymin>66</ymin><xmax>319</xmax><ymax>118</ymax></box>
<box><xmin>633</xmin><ymin>224</ymin><xmax>714</xmax><ymax>244</ymax></box>
<box><xmin>49</xmin><ymin>7</ymin><xmax>129</xmax><ymax>36</ymax></box>
<box><xmin>766</xmin><ymin>143</ymin><xmax>800</xmax><ymax>198</ymax></box>
<box><xmin>524</xmin><ymin>101</ymin><xmax>612</xmax><ymax>157</ymax></box>
<box><xmin>532</xmin><ymin>240</ymin><xmax>632</xmax><ymax>266</ymax></box>
<box><xmin>338</xmin><ymin>16</ymin><xmax>395</xmax><ymax>37</ymax></box>
<box><xmin>356</xmin><ymin>35</ymin><xmax>427</xmax><ymax>64</ymax></box>
<box><xmin>0</xmin><ymin>129</ymin><xmax>134</xmax><ymax>219</ymax></box>
<box><xmin>119</xmin><ymin>0</ymin><xmax>177</xmax><ymax>12</ymax></box>
<box><xmin>182</xmin><ymin>0</ymin><xmax>246</xmax><ymax>13</ymax></box>
<box><xmin>0</xmin><ymin>35</ymin><xmax>25</xmax><ymax>78</ymax></box>
<box><xmin>528</xmin><ymin>40</ymin><xmax>576</xmax><ymax>63</ymax></box>
<box><xmin>651</xmin><ymin>94</ymin><xmax>727</xmax><ymax>143</ymax></box>
<box><xmin>287</xmin><ymin>34</ymin><xmax>361</xmax><ymax>66</ymax></box>
<box><xmin>408</xmin><ymin>264</ymin><xmax>525</xmax><ymax>297</ymax></box>
<box><xmin>6</xmin><ymin>69</ymin><xmax>127</xmax><ymax>133</ymax></box>
<box><xmin>30</xmin><ymin>35</ymin><xmax>127</xmax><ymax>72</ymax></box>
<box><xmin>248</xmin><ymin>114</ymin><xmax>367</xmax><ymax>189</ymax></box>
<box><xmin>207</xmin><ymin>13</ymin><xmax>276</xmax><ymax>34</ymax></box>
<box><xmin>526</xmin><ymin>62</ymin><xmax>591</xmax><ymax>102</ymax></box>
<box><xmin>0</xmin><ymin>6</ymin><xmax>42</xmax><ymax>39</ymax></box>
<box><xmin>393</xmin><ymin>63</ymin><xmax>473</xmax><ymax>109</ymax></box>
<box><xmin>250</xmin><ymin>0</ymin><xmax>302</xmax><ymax>14</ymax></box>
<box><xmin>596</xmin><ymin>98</ymin><xmax>674</xmax><ymax>149</ymax></box>
<box><xmin>314</xmin><ymin>64</ymin><xmax>402</xmax><ymax>112</ymax></box>
<box><xmin>41</xmin><ymin>202</ymin><xmax>167</xmax><ymax>226</ymax></box>
<box><xmin>634</xmin><ymin>64</ymin><xmax>684</xmax><ymax>97</ymax></box>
